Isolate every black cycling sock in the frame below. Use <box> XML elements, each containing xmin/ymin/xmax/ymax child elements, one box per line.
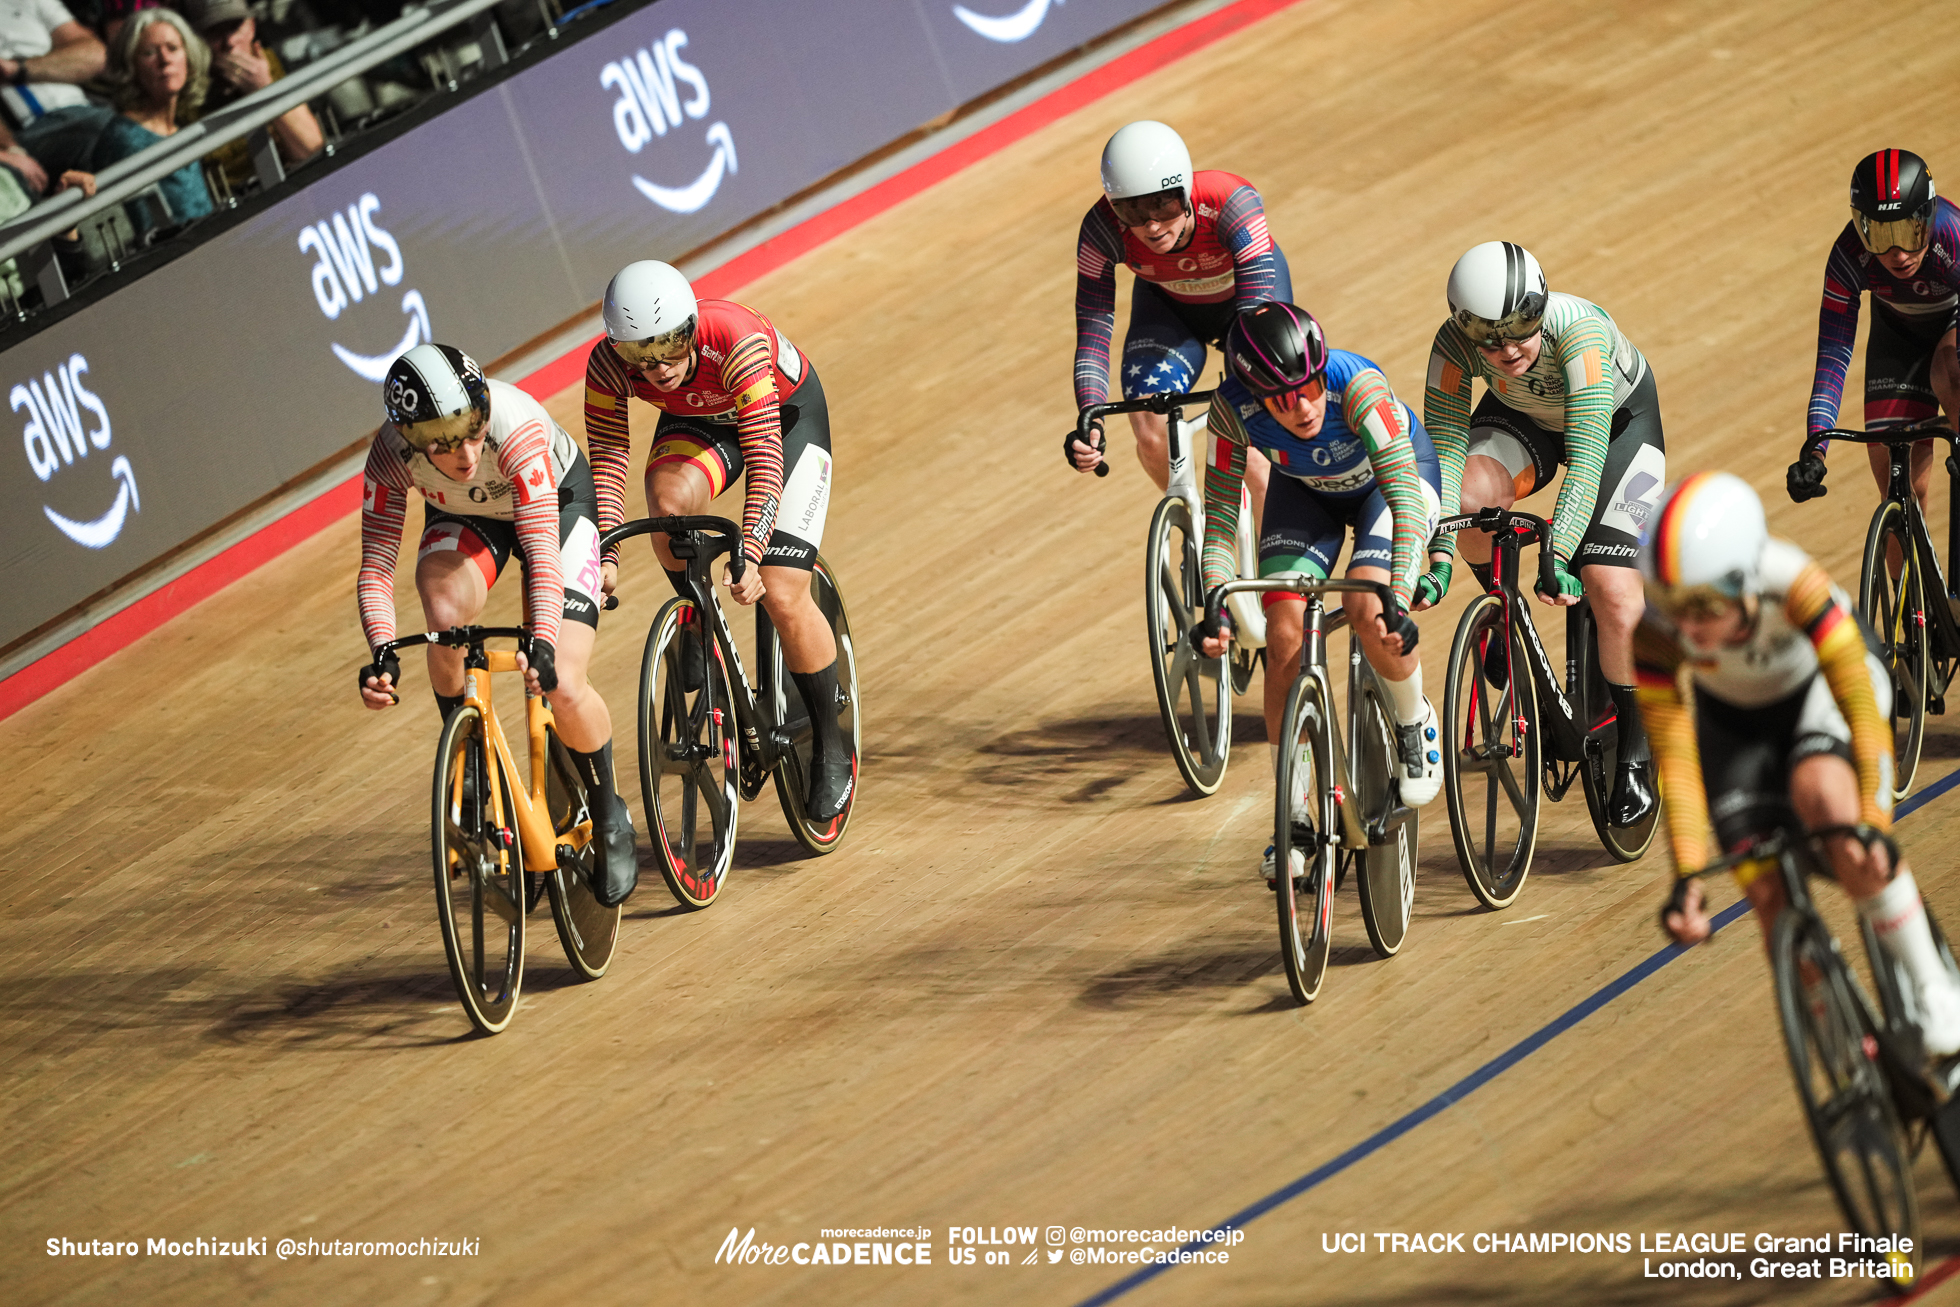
<box><xmin>1607</xmin><ymin>681</ymin><xmax>1649</xmax><ymax>764</ymax></box>
<box><xmin>1469</xmin><ymin>561</ymin><xmax>1495</xmax><ymax>594</ymax></box>
<box><xmin>435</xmin><ymin>692</ymin><xmax>465</xmax><ymax>724</ymax></box>
<box><xmin>790</xmin><ymin>662</ymin><xmax>845</xmax><ymax>762</ymax></box>
<box><xmin>571</xmin><ymin>741</ymin><xmax>620</xmax><ymax>804</ymax></box>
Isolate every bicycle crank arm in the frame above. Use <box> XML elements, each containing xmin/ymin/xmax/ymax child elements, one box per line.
<box><xmin>1366</xmin><ymin>805</ymin><xmax>1417</xmax><ymax>846</ymax></box>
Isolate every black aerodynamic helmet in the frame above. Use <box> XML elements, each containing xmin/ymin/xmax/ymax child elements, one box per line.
<box><xmin>1224</xmin><ymin>301</ymin><xmax>1329</xmax><ymax>398</ymax></box>
<box><xmin>1849</xmin><ymin>149</ymin><xmax>1936</xmax><ymax>254</ymax></box>
<box><xmin>383</xmin><ymin>343</ymin><xmax>491</xmax><ymax>450</ymax></box>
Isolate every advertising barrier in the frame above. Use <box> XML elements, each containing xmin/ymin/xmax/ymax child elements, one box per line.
<box><xmin>0</xmin><ymin>0</ymin><xmax>1168</xmax><ymax>654</ymax></box>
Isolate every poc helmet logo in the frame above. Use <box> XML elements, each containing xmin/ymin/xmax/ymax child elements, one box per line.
<box><xmin>601</xmin><ymin>29</ymin><xmax>737</xmax><ymax>215</ymax></box>
<box><xmin>16</xmin><ymin>353</ymin><xmax>139</xmax><ymax>548</ymax></box>
<box><xmin>1162</xmin><ymin>173</ymin><xmax>1184</xmax><ymax>188</ymax></box>
<box><xmin>297</xmin><ymin>191</ymin><xmax>431</xmax><ymax>382</ymax></box>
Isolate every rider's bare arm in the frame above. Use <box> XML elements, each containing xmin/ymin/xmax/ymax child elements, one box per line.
<box><xmin>1632</xmin><ymin>619</ymin><xmax>1711</xmax><ymax>875</ymax></box>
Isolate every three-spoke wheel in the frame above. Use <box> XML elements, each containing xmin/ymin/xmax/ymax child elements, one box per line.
<box><xmin>1353</xmin><ymin>685</ymin><xmax>1415</xmax><ymax>958</ymax></box>
<box><xmin>542</xmin><ymin>730</ymin><xmax>620</xmax><ymax>978</ymax></box>
<box><xmin>1859</xmin><ymin>499</ymin><xmax>1927</xmax><ymax>804</ymax></box>
<box><xmin>763</xmin><ymin>557</ymin><xmax>862</xmax><ymax>855</ymax></box>
<box><xmin>1146</xmin><ymin>496</ymin><xmax>1230</xmax><ymax>795</ymax></box>
<box><xmin>1274</xmin><ymin>676</ymin><xmax>1337</xmax><ymax>1004</ymax></box>
<box><xmin>432</xmin><ymin>706</ymin><xmax>525</xmax><ymax>1034</ymax></box>
<box><xmin>1772</xmin><ymin>908</ymin><xmax>1919</xmax><ymax>1284</ymax></box>
<box><xmin>639</xmin><ymin>597</ymin><xmax>739</xmax><ymax>909</ymax></box>
<box><xmin>1443</xmin><ymin>590</ymin><xmax>1540</xmax><ymax>909</ymax></box>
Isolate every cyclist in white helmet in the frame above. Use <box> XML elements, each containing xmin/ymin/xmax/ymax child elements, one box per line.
<box><xmin>1638</xmin><ymin>471</ymin><xmax>1960</xmax><ymax>1055</ymax></box>
<box><xmin>1422</xmin><ymin>240</ymin><xmax>1665</xmax><ymax>829</ymax></box>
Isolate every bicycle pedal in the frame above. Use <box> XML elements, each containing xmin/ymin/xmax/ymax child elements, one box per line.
<box><xmin>1932</xmin><ymin>694</ymin><xmax>1947</xmax><ymax>715</ymax></box>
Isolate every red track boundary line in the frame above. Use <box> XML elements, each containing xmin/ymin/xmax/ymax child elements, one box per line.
<box><xmin>0</xmin><ymin>0</ymin><xmax>1300</xmax><ymax>723</ymax></box>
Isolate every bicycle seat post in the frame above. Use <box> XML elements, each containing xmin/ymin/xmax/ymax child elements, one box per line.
<box><xmin>1302</xmin><ymin>592</ymin><xmax>1326</xmax><ymax>675</ymax></box>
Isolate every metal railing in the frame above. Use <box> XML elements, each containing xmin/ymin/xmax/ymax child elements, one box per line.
<box><xmin>0</xmin><ymin>0</ymin><xmax>528</xmax><ymax>298</ymax></box>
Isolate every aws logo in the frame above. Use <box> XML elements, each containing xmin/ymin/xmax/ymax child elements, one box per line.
<box><xmin>601</xmin><ymin>29</ymin><xmax>735</xmax><ymax>215</ymax></box>
<box><xmin>15</xmin><ymin>353</ymin><xmax>138</xmax><ymax>549</ymax></box>
<box><xmin>954</xmin><ymin>0</ymin><xmax>1061</xmax><ymax>42</ymax></box>
<box><xmin>298</xmin><ymin>192</ymin><xmax>431</xmax><ymax>382</ymax></box>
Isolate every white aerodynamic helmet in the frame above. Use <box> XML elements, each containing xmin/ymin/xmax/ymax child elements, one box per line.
<box><xmin>1100</xmin><ymin>120</ymin><xmax>1193</xmax><ymax>226</ymax></box>
<box><xmin>1638</xmin><ymin>471</ymin><xmax>1768</xmax><ymax>619</ymax></box>
<box><xmin>1446</xmin><ymin>241</ymin><xmax>1549</xmax><ymax>347</ymax></box>
<box><xmin>603</xmin><ymin>260</ymin><xmax>698</xmax><ymax>369</ymax></box>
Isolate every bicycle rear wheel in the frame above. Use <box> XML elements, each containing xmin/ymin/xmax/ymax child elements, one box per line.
<box><xmin>1274</xmin><ymin>674</ymin><xmax>1337</xmax><ymax>1005</ymax></box>
<box><xmin>638</xmin><ymin>597</ymin><xmax>740</xmax><ymax>910</ymax></box>
<box><xmin>1443</xmin><ymin>591</ymin><xmax>1540</xmax><ymax>909</ymax></box>
<box><xmin>1576</xmin><ymin>603</ymin><xmax>1659</xmax><ymax>863</ymax></box>
<box><xmin>766</xmin><ymin>557</ymin><xmax>861</xmax><ymax>855</ymax></box>
<box><xmin>432</xmin><ymin>706</ymin><xmax>525</xmax><ymax>1034</ymax></box>
<box><xmin>543</xmin><ymin>729</ymin><xmax>620</xmax><ymax>979</ymax></box>
<box><xmin>1145</xmin><ymin>495</ymin><xmax>1230</xmax><ymax>795</ymax></box>
<box><xmin>1773</xmin><ymin>907</ymin><xmax>1919</xmax><ymax>1282</ymax></box>
<box><xmin>1353</xmin><ymin>678</ymin><xmax>1415</xmax><ymax>958</ymax></box>
<box><xmin>1859</xmin><ymin>498</ymin><xmax>1927</xmax><ymax>803</ymax></box>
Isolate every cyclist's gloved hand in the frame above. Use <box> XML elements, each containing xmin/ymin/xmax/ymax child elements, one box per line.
<box><xmin>1191</xmin><ymin>608</ymin><xmax>1234</xmax><ymax>653</ymax></box>
<box><xmin>359</xmin><ymin>650</ymin><xmax>400</xmax><ymax>698</ymax></box>
<box><xmin>528</xmin><ymin>637</ymin><xmax>558</xmax><ymax>693</ymax></box>
<box><xmin>1412</xmin><ymin>556</ymin><xmax>1451</xmax><ymax>611</ymax></box>
<box><xmin>1658</xmin><ymin>876</ymin><xmax>1704</xmax><ymax>945</ymax></box>
<box><xmin>1535</xmin><ymin>564</ymin><xmax>1585</xmax><ymax>603</ymax></box>
<box><xmin>1063</xmin><ymin>419</ymin><xmax>1105</xmax><ymax>473</ymax></box>
<box><xmin>1786</xmin><ymin>453</ymin><xmax>1829</xmax><ymax>503</ymax></box>
<box><xmin>1383</xmin><ymin>599</ymin><xmax>1419</xmax><ymax>654</ymax></box>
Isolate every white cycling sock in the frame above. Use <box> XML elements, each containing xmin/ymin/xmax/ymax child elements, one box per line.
<box><xmin>1862</xmin><ymin>871</ymin><xmax>1954</xmax><ymax>997</ymax></box>
<box><xmin>1269</xmin><ymin>743</ymin><xmax>1310</xmax><ymax>806</ymax></box>
<box><xmin>1382</xmin><ymin>664</ymin><xmax>1425</xmax><ymax>726</ymax></box>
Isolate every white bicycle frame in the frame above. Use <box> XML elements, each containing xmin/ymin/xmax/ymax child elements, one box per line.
<box><xmin>1164</xmin><ymin>408</ymin><xmax>1266</xmax><ymax>650</ymax></box>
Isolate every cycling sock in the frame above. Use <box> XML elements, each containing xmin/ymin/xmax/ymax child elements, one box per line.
<box><xmin>1269</xmin><ymin>743</ymin><xmax>1312</xmax><ymax>807</ymax></box>
<box><xmin>1863</xmin><ymin>871</ymin><xmax>1954</xmax><ymax>996</ymax></box>
<box><xmin>1468</xmin><ymin>560</ymin><xmax>1495</xmax><ymax>593</ymax></box>
<box><xmin>571</xmin><ymin>741</ymin><xmax>620</xmax><ymax>805</ymax></box>
<box><xmin>435</xmin><ymin>692</ymin><xmax>464</xmax><ymax>724</ymax></box>
<box><xmin>1382</xmin><ymin>665</ymin><xmax>1425</xmax><ymax>726</ymax></box>
<box><xmin>1607</xmin><ymin>682</ymin><xmax>1649</xmax><ymax>763</ymax></box>
<box><xmin>791</xmin><ymin>662</ymin><xmax>846</xmax><ymax>763</ymax></box>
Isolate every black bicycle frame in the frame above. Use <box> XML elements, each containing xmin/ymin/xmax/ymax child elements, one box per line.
<box><xmin>601</xmin><ymin>515</ymin><xmax>797</xmax><ymax>797</ymax></box>
<box><xmin>1438</xmin><ymin>508</ymin><xmax>1609</xmax><ymax>790</ymax></box>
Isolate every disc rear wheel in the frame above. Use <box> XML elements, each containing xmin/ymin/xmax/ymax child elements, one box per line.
<box><xmin>1576</xmin><ymin>603</ymin><xmax>1659</xmax><ymax>863</ymax></box>
<box><xmin>767</xmin><ymin>558</ymin><xmax>861</xmax><ymax>855</ymax></box>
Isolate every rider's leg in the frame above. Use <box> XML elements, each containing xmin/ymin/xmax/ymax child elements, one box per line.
<box><xmin>1125</xmin><ymin>410</ymin><xmax>1170</xmax><ymax>491</ymax></box>
<box><xmin>643</xmin><ymin>442</ymin><xmax>719</xmax><ymax>584</ymax></box>
<box><xmin>1345</xmin><ymin>564</ymin><xmax>1441</xmax><ymax>807</ymax></box>
<box><xmin>1793</xmin><ymin>747</ymin><xmax>1960</xmax><ymax>1053</ymax></box>
<box><xmin>1454</xmin><ymin>452</ymin><xmax>1520</xmax><ymax>586</ymax></box>
<box><xmin>1116</xmin><ymin>284</ymin><xmax>1209</xmax><ymax>493</ymax></box>
<box><xmin>1260</xmin><ymin>593</ymin><xmax>1307</xmax><ymax>883</ymax></box>
<box><xmin>1581</xmin><ymin>564</ymin><xmax>1646</xmax><ymax>687</ymax></box>
<box><xmin>415</xmin><ymin>522</ymin><xmax>493</xmax><ymax>708</ymax></box>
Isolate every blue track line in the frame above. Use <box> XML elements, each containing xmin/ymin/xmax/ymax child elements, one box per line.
<box><xmin>1076</xmin><ymin>765</ymin><xmax>1960</xmax><ymax>1306</ymax></box>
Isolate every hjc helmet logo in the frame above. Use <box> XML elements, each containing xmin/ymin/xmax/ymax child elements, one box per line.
<box><xmin>602</xmin><ymin>29</ymin><xmax>737</xmax><ymax>216</ymax></box>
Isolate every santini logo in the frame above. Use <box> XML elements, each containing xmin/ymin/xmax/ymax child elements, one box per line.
<box><xmin>15</xmin><ymin>353</ymin><xmax>138</xmax><ymax>548</ymax></box>
<box><xmin>954</xmin><ymin>0</ymin><xmax>1060</xmax><ymax>43</ymax></box>
<box><xmin>298</xmin><ymin>192</ymin><xmax>431</xmax><ymax>382</ymax></box>
<box><xmin>601</xmin><ymin>29</ymin><xmax>735</xmax><ymax>214</ymax></box>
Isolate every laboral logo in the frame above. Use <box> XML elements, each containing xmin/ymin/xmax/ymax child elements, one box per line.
<box><xmin>954</xmin><ymin>0</ymin><xmax>1060</xmax><ymax>43</ymax></box>
<box><xmin>15</xmin><ymin>353</ymin><xmax>136</xmax><ymax>548</ymax></box>
<box><xmin>299</xmin><ymin>192</ymin><xmax>430</xmax><ymax>382</ymax></box>
<box><xmin>601</xmin><ymin>29</ymin><xmax>735</xmax><ymax>214</ymax></box>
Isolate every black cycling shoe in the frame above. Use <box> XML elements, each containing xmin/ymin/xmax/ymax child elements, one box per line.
<box><xmin>1607</xmin><ymin>758</ymin><xmax>1656</xmax><ymax>827</ymax></box>
<box><xmin>805</xmin><ymin>749</ymin><xmax>855</xmax><ymax>823</ymax></box>
<box><xmin>589</xmin><ymin>792</ymin><xmax>639</xmax><ymax>907</ymax></box>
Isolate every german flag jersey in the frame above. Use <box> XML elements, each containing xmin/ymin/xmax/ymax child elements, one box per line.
<box><xmin>584</xmin><ymin>299</ymin><xmax>808</xmax><ymax>564</ymax></box>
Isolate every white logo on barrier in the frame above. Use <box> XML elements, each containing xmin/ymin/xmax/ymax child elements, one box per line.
<box><xmin>15</xmin><ymin>353</ymin><xmax>139</xmax><ymax>548</ymax></box>
<box><xmin>601</xmin><ymin>29</ymin><xmax>736</xmax><ymax>215</ymax></box>
<box><xmin>297</xmin><ymin>192</ymin><xmax>432</xmax><ymax>381</ymax></box>
<box><xmin>953</xmin><ymin>0</ymin><xmax>1060</xmax><ymax>43</ymax></box>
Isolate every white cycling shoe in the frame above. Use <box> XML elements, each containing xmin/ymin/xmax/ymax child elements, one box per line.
<box><xmin>1395</xmin><ymin>697</ymin><xmax>1444</xmax><ymax>807</ymax></box>
<box><xmin>1917</xmin><ymin>977</ymin><xmax>1960</xmax><ymax>1058</ymax></box>
<box><xmin>1260</xmin><ymin>844</ymin><xmax>1306</xmax><ymax>886</ymax></box>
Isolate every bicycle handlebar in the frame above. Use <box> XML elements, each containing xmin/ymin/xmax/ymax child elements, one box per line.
<box><xmin>369</xmin><ymin>625</ymin><xmax>532</xmax><ymax>663</ymax></box>
<box><xmin>598</xmin><ymin>515</ymin><xmax>748</xmax><ymax>606</ymax></box>
<box><xmin>1434</xmin><ymin>507</ymin><xmax>1559</xmax><ymax>598</ymax></box>
<box><xmin>1802</xmin><ymin>419</ymin><xmax>1959</xmax><ymax>458</ymax></box>
<box><xmin>1682</xmin><ymin>824</ymin><xmax>1883</xmax><ymax>879</ymax></box>
<box><xmin>1200</xmin><ymin>575</ymin><xmax>1394</xmax><ymax>638</ymax></box>
<box><xmin>1076</xmin><ymin>390</ymin><xmax>1216</xmax><ymax>480</ymax></box>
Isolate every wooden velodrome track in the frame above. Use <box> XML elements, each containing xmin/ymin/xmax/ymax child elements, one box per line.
<box><xmin>9</xmin><ymin>0</ymin><xmax>1960</xmax><ymax>1302</ymax></box>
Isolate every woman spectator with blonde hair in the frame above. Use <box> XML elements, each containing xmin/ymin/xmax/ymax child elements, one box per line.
<box><xmin>88</xmin><ymin>7</ymin><xmax>212</xmax><ymax>236</ymax></box>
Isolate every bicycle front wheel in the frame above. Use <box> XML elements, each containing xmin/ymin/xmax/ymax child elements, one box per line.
<box><xmin>543</xmin><ymin>729</ymin><xmax>620</xmax><ymax>979</ymax></box>
<box><xmin>766</xmin><ymin>557</ymin><xmax>861</xmax><ymax>855</ymax></box>
<box><xmin>1353</xmin><ymin>680</ymin><xmax>1415</xmax><ymax>958</ymax></box>
<box><xmin>433</xmin><ymin>706</ymin><xmax>525</xmax><ymax>1034</ymax></box>
<box><xmin>1275</xmin><ymin>674</ymin><xmax>1337</xmax><ymax>1005</ymax></box>
<box><xmin>1576</xmin><ymin>603</ymin><xmax>1659</xmax><ymax>863</ymax></box>
<box><xmin>1443</xmin><ymin>591</ymin><xmax>1541</xmax><ymax>909</ymax></box>
<box><xmin>639</xmin><ymin>597</ymin><xmax>740</xmax><ymax>910</ymax></box>
<box><xmin>1773</xmin><ymin>907</ymin><xmax>1919</xmax><ymax>1282</ymax></box>
<box><xmin>1145</xmin><ymin>495</ymin><xmax>1230</xmax><ymax>795</ymax></box>
<box><xmin>1859</xmin><ymin>498</ymin><xmax>1927</xmax><ymax>803</ymax></box>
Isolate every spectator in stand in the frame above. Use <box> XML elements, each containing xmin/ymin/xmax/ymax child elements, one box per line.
<box><xmin>90</xmin><ymin>8</ymin><xmax>210</xmax><ymax>235</ymax></box>
<box><xmin>95</xmin><ymin>0</ymin><xmax>158</xmax><ymax>45</ymax></box>
<box><xmin>181</xmin><ymin>0</ymin><xmax>320</xmax><ymax>191</ymax></box>
<box><xmin>0</xmin><ymin>0</ymin><xmax>107</xmax><ymax>193</ymax></box>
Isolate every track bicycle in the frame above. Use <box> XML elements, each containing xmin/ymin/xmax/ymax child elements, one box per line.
<box><xmin>1436</xmin><ymin>508</ymin><xmax>1661</xmax><ymax>911</ymax></box>
<box><xmin>1799</xmin><ymin>419</ymin><xmax>1960</xmax><ymax>802</ymax></box>
<box><xmin>1076</xmin><ymin>389</ymin><xmax>1265</xmax><ymax>795</ymax></box>
<box><xmin>368</xmin><ymin>626</ymin><xmax>620</xmax><ymax>1035</ymax></box>
<box><xmin>601</xmin><ymin>515</ymin><xmax>860</xmax><ymax>910</ymax></box>
<box><xmin>1683</xmin><ymin>826</ymin><xmax>1960</xmax><ymax>1286</ymax></box>
<box><xmin>1201</xmin><ymin>576</ymin><xmax>1417</xmax><ymax>1005</ymax></box>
